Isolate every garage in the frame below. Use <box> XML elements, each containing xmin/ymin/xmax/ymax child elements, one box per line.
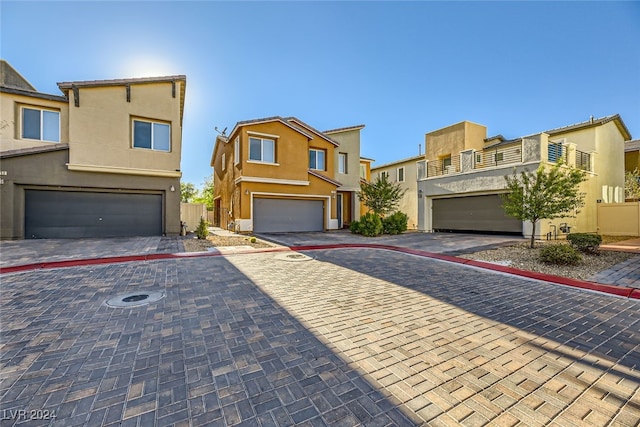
<box><xmin>253</xmin><ymin>198</ymin><xmax>324</xmax><ymax>233</ymax></box>
<box><xmin>25</xmin><ymin>190</ymin><xmax>162</xmax><ymax>238</ymax></box>
<box><xmin>432</xmin><ymin>194</ymin><xmax>522</xmax><ymax>234</ymax></box>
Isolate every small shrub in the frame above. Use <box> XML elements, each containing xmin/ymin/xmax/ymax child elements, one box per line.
<box><xmin>349</xmin><ymin>220</ymin><xmax>361</xmax><ymax>234</ymax></box>
<box><xmin>566</xmin><ymin>233</ymin><xmax>602</xmax><ymax>254</ymax></box>
<box><xmin>195</xmin><ymin>217</ymin><xmax>209</xmax><ymax>240</ymax></box>
<box><xmin>357</xmin><ymin>212</ymin><xmax>383</xmax><ymax>237</ymax></box>
<box><xmin>383</xmin><ymin>211</ymin><xmax>408</xmax><ymax>235</ymax></box>
<box><xmin>539</xmin><ymin>244</ymin><xmax>582</xmax><ymax>265</ymax></box>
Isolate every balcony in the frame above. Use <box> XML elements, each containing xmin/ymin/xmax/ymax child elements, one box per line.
<box><xmin>422</xmin><ymin>137</ymin><xmax>593</xmax><ymax>179</ymax></box>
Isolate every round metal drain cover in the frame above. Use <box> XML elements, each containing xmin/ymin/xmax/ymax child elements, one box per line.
<box><xmin>274</xmin><ymin>253</ymin><xmax>312</xmax><ymax>262</ymax></box>
<box><xmin>106</xmin><ymin>291</ymin><xmax>165</xmax><ymax>308</ymax></box>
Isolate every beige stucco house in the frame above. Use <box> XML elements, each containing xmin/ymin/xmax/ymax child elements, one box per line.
<box><xmin>371</xmin><ymin>155</ymin><xmax>425</xmax><ymax>229</ymax></box>
<box><xmin>211</xmin><ymin>116</ymin><xmax>366</xmax><ymax>233</ymax></box>
<box><xmin>416</xmin><ymin>115</ymin><xmax>631</xmax><ymax>239</ymax></box>
<box><xmin>0</xmin><ymin>61</ymin><xmax>186</xmax><ymax>239</ymax></box>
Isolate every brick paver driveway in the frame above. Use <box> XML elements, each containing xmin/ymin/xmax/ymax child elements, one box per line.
<box><xmin>2</xmin><ymin>248</ymin><xmax>639</xmax><ymax>426</ymax></box>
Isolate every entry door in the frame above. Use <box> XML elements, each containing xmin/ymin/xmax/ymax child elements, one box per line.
<box><xmin>337</xmin><ymin>194</ymin><xmax>343</xmax><ymax>228</ymax></box>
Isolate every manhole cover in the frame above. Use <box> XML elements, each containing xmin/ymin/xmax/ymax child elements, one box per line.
<box><xmin>106</xmin><ymin>291</ymin><xmax>165</xmax><ymax>308</ymax></box>
<box><xmin>274</xmin><ymin>253</ymin><xmax>312</xmax><ymax>262</ymax></box>
<box><xmin>122</xmin><ymin>294</ymin><xmax>149</xmax><ymax>303</ymax></box>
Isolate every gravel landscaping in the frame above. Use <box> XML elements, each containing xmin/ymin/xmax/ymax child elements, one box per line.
<box><xmin>183</xmin><ymin>234</ymin><xmax>275</xmax><ymax>252</ymax></box>
<box><xmin>459</xmin><ymin>241</ymin><xmax>636</xmax><ymax>281</ymax></box>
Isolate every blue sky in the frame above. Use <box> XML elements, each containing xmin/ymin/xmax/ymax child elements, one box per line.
<box><xmin>2</xmin><ymin>1</ymin><xmax>639</xmax><ymax>188</ymax></box>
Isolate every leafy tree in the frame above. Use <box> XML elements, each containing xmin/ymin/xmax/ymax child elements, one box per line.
<box><xmin>192</xmin><ymin>174</ymin><xmax>214</xmax><ymax>211</ymax></box>
<box><xmin>625</xmin><ymin>168</ymin><xmax>640</xmax><ymax>201</ymax></box>
<box><xmin>358</xmin><ymin>174</ymin><xmax>407</xmax><ymax>217</ymax></box>
<box><xmin>501</xmin><ymin>161</ymin><xmax>587</xmax><ymax>249</ymax></box>
<box><xmin>180</xmin><ymin>182</ymin><xmax>198</xmax><ymax>203</ymax></box>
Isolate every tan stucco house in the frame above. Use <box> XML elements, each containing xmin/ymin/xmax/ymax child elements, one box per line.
<box><xmin>416</xmin><ymin>115</ymin><xmax>631</xmax><ymax>239</ymax></box>
<box><xmin>211</xmin><ymin>116</ymin><xmax>366</xmax><ymax>232</ymax></box>
<box><xmin>0</xmin><ymin>61</ymin><xmax>186</xmax><ymax>239</ymax></box>
<box><xmin>371</xmin><ymin>155</ymin><xmax>425</xmax><ymax>229</ymax></box>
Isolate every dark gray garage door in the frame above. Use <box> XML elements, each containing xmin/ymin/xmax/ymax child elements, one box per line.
<box><xmin>254</xmin><ymin>198</ymin><xmax>323</xmax><ymax>233</ymax></box>
<box><xmin>25</xmin><ymin>190</ymin><xmax>162</xmax><ymax>238</ymax></box>
<box><xmin>432</xmin><ymin>194</ymin><xmax>522</xmax><ymax>234</ymax></box>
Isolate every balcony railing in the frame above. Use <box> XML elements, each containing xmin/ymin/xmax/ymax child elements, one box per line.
<box><xmin>474</xmin><ymin>145</ymin><xmax>522</xmax><ymax>169</ymax></box>
<box><xmin>426</xmin><ymin>155</ymin><xmax>460</xmax><ymax>177</ymax></box>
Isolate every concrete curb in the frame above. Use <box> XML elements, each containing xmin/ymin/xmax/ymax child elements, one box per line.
<box><xmin>2</xmin><ymin>243</ymin><xmax>638</xmax><ymax>299</ymax></box>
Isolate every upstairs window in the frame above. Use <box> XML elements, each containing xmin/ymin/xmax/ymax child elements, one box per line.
<box><xmin>249</xmin><ymin>137</ymin><xmax>275</xmax><ymax>163</ymax></box>
<box><xmin>133</xmin><ymin>119</ymin><xmax>170</xmax><ymax>151</ymax></box>
<box><xmin>397</xmin><ymin>167</ymin><xmax>405</xmax><ymax>182</ymax></box>
<box><xmin>22</xmin><ymin>107</ymin><xmax>60</xmax><ymax>142</ymax></box>
<box><xmin>380</xmin><ymin>171</ymin><xmax>389</xmax><ymax>180</ymax></box>
<box><xmin>360</xmin><ymin>164</ymin><xmax>366</xmax><ymax>179</ymax></box>
<box><xmin>309</xmin><ymin>149</ymin><xmax>326</xmax><ymax>171</ymax></box>
<box><xmin>338</xmin><ymin>153</ymin><xmax>347</xmax><ymax>174</ymax></box>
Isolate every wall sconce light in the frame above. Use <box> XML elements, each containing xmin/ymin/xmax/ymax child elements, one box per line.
<box><xmin>245</xmin><ymin>189</ymin><xmax>249</xmax><ymax>195</ymax></box>
<box><xmin>170</xmin><ymin>185</ymin><xmax>175</xmax><ymax>192</ymax></box>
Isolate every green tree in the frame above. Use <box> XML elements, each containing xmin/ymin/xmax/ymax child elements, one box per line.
<box><xmin>357</xmin><ymin>174</ymin><xmax>407</xmax><ymax>217</ymax></box>
<box><xmin>180</xmin><ymin>182</ymin><xmax>198</xmax><ymax>203</ymax></box>
<box><xmin>501</xmin><ymin>161</ymin><xmax>587</xmax><ymax>249</ymax></box>
<box><xmin>192</xmin><ymin>174</ymin><xmax>215</xmax><ymax>211</ymax></box>
<box><xmin>625</xmin><ymin>168</ymin><xmax>640</xmax><ymax>201</ymax></box>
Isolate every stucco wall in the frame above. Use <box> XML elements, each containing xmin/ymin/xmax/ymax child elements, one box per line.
<box><xmin>0</xmin><ymin>92</ymin><xmax>69</xmax><ymax>151</ymax></box>
<box><xmin>66</xmin><ymin>81</ymin><xmax>182</xmax><ymax>175</ymax></box>
<box><xmin>0</xmin><ymin>149</ymin><xmax>180</xmax><ymax>239</ymax></box>
<box><xmin>372</xmin><ymin>157</ymin><xmax>421</xmax><ymax>228</ymax></box>
<box><xmin>328</xmin><ymin>128</ymin><xmax>361</xmax><ymax>191</ymax></box>
<box><xmin>424</xmin><ymin>121</ymin><xmax>486</xmax><ymax>161</ymax></box>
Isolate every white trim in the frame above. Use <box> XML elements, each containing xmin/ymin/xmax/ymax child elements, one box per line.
<box><xmin>234</xmin><ymin>176</ymin><xmax>309</xmax><ymax>186</ymax></box>
<box><xmin>247</xmin><ymin>130</ymin><xmax>280</xmax><ymax>139</ymax></box>
<box><xmin>338</xmin><ymin>152</ymin><xmax>347</xmax><ymax>174</ymax></box>
<box><xmin>337</xmin><ymin>186</ymin><xmax>360</xmax><ymax>192</ymax></box>
<box><xmin>234</xmin><ymin>136</ymin><xmax>240</xmax><ymax>165</ymax></box>
<box><xmin>246</xmin><ymin>160</ymin><xmax>280</xmax><ymax>166</ymax></box>
<box><xmin>66</xmin><ymin>163</ymin><xmax>182</xmax><ymax>178</ymax></box>
<box><xmin>20</xmin><ymin>105</ymin><xmax>61</xmax><ymax>143</ymax></box>
<box><xmin>250</xmin><ymin>192</ymin><xmax>335</xmax><ymax>231</ymax></box>
<box><xmin>222</xmin><ymin>153</ymin><xmax>226</xmax><ymax>171</ymax></box>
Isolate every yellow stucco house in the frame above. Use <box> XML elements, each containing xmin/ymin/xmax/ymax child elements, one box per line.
<box><xmin>211</xmin><ymin>117</ymin><xmax>367</xmax><ymax>233</ymax></box>
<box><xmin>625</xmin><ymin>139</ymin><xmax>640</xmax><ymax>173</ymax></box>
<box><xmin>0</xmin><ymin>61</ymin><xmax>186</xmax><ymax>239</ymax></box>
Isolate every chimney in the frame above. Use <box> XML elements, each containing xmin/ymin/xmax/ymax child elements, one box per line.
<box><xmin>590</xmin><ymin>115</ymin><xmax>594</xmax><ymax>123</ymax></box>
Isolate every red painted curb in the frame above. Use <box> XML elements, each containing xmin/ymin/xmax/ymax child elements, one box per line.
<box><xmin>1</xmin><ymin>243</ymin><xmax>637</xmax><ymax>300</ymax></box>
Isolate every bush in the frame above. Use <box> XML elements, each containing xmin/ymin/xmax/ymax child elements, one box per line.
<box><xmin>539</xmin><ymin>244</ymin><xmax>582</xmax><ymax>265</ymax></box>
<box><xmin>349</xmin><ymin>220</ymin><xmax>362</xmax><ymax>234</ymax></box>
<box><xmin>195</xmin><ymin>217</ymin><xmax>209</xmax><ymax>240</ymax></box>
<box><xmin>566</xmin><ymin>233</ymin><xmax>602</xmax><ymax>254</ymax></box>
<box><xmin>383</xmin><ymin>211</ymin><xmax>408</xmax><ymax>235</ymax></box>
<box><xmin>354</xmin><ymin>212</ymin><xmax>383</xmax><ymax>237</ymax></box>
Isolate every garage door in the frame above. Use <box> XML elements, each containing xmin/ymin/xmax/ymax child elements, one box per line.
<box><xmin>25</xmin><ymin>190</ymin><xmax>162</xmax><ymax>238</ymax></box>
<box><xmin>432</xmin><ymin>194</ymin><xmax>522</xmax><ymax>234</ymax></box>
<box><xmin>253</xmin><ymin>198</ymin><xmax>323</xmax><ymax>233</ymax></box>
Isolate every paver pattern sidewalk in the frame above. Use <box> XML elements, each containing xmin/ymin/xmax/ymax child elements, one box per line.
<box><xmin>2</xmin><ymin>247</ymin><xmax>639</xmax><ymax>426</ymax></box>
<box><xmin>590</xmin><ymin>256</ymin><xmax>640</xmax><ymax>288</ymax></box>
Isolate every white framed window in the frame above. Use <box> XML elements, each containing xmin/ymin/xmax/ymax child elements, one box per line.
<box><xmin>475</xmin><ymin>153</ymin><xmax>482</xmax><ymax>164</ymax></box>
<box><xmin>234</xmin><ymin>136</ymin><xmax>240</xmax><ymax>165</ymax></box>
<box><xmin>22</xmin><ymin>107</ymin><xmax>60</xmax><ymax>142</ymax></box>
<box><xmin>397</xmin><ymin>167</ymin><xmax>405</xmax><ymax>182</ymax></box>
<box><xmin>309</xmin><ymin>149</ymin><xmax>326</xmax><ymax>170</ymax></box>
<box><xmin>360</xmin><ymin>164</ymin><xmax>366</xmax><ymax>179</ymax></box>
<box><xmin>249</xmin><ymin>137</ymin><xmax>275</xmax><ymax>163</ymax></box>
<box><xmin>380</xmin><ymin>171</ymin><xmax>389</xmax><ymax>180</ymax></box>
<box><xmin>416</xmin><ymin>160</ymin><xmax>426</xmax><ymax>180</ymax></box>
<box><xmin>338</xmin><ymin>153</ymin><xmax>347</xmax><ymax>174</ymax></box>
<box><xmin>222</xmin><ymin>153</ymin><xmax>226</xmax><ymax>171</ymax></box>
<box><xmin>133</xmin><ymin>119</ymin><xmax>170</xmax><ymax>151</ymax></box>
